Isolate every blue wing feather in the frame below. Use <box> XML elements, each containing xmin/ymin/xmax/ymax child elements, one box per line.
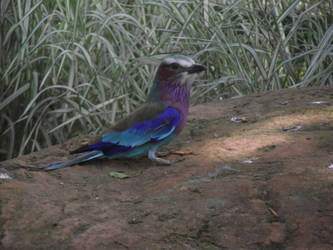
<box><xmin>75</xmin><ymin>107</ymin><xmax>181</xmax><ymax>156</ymax></box>
<box><xmin>102</xmin><ymin>107</ymin><xmax>181</xmax><ymax>148</ymax></box>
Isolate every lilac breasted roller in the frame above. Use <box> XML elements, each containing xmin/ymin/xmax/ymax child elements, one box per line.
<box><xmin>46</xmin><ymin>55</ymin><xmax>206</xmax><ymax>171</ymax></box>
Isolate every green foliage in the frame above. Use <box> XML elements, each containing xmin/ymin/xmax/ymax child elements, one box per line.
<box><xmin>0</xmin><ymin>0</ymin><xmax>332</xmax><ymax>160</ymax></box>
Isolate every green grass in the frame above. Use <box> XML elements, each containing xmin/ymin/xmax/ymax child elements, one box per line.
<box><xmin>0</xmin><ymin>0</ymin><xmax>332</xmax><ymax>160</ymax></box>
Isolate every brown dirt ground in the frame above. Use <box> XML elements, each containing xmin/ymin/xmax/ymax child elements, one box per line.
<box><xmin>1</xmin><ymin>87</ymin><xmax>333</xmax><ymax>250</ymax></box>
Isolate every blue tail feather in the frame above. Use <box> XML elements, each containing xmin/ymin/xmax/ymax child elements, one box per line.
<box><xmin>45</xmin><ymin>151</ymin><xmax>104</xmax><ymax>171</ymax></box>
<box><xmin>70</xmin><ymin>142</ymin><xmax>115</xmax><ymax>154</ymax></box>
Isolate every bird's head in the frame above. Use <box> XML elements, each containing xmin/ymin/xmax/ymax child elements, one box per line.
<box><xmin>156</xmin><ymin>55</ymin><xmax>206</xmax><ymax>85</ymax></box>
<box><xmin>148</xmin><ymin>55</ymin><xmax>206</xmax><ymax>104</ymax></box>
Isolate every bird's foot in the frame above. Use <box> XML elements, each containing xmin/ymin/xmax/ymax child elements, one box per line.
<box><xmin>156</xmin><ymin>151</ymin><xmax>172</xmax><ymax>157</ymax></box>
<box><xmin>169</xmin><ymin>157</ymin><xmax>185</xmax><ymax>164</ymax></box>
<box><xmin>149</xmin><ymin>150</ymin><xmax>184</xmax><ymax>165</ymax></box>
<box><xmin>152</xmin><ymin>156</ymin><xmax>185</xmax><ymax>165</ymax></box>
<box><xmin>157</xmin><ymin>150</ymin><xmax>196</xmax><ymax>158</ymax></box>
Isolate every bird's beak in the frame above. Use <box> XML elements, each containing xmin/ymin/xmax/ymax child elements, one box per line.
<box><xmin>187</xmin><ymin>64</ymin><xmax>207</xmax><ymax>74</ymax></box>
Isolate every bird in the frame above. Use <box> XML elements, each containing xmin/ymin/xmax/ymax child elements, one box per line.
<box><xmin>45</xmin><ymin>55</ymin><xmax>206</xmax><ymax>171</ymax></box>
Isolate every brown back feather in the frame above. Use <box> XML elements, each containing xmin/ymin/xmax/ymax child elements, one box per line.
<box><xmin>112</xmin><ymin>102</ymin><xmax>167</xmax><ymax>132</ymax></box>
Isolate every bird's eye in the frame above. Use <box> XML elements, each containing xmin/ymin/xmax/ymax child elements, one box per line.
<box><xmin>170</xmin><ymin>63</ymin><xmax>179</xmax><ymax>70</ymax></box>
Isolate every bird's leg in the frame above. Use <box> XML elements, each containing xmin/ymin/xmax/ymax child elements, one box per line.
<box><xmin>148</xmin><ymin>150</ymin><xmax>184</xmax><ymax>165</ymax></box>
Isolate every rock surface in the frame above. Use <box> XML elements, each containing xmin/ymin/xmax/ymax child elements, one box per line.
<box><xmin>1</xmin><ymin>87</ymin><xmax>333</xmax><ymax>249</ymax></box>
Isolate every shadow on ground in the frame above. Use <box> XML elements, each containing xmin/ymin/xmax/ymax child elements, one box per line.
<box><xmin>1</xmin><ymin>87</ymin><xmax>333</xmax><ymax>249</ymax></box>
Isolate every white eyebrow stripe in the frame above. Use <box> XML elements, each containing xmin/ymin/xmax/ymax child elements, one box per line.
<box><xmin>163</xmin><ymin>57</ymin><xmax>194</xmax><ymax>68</ymax></box>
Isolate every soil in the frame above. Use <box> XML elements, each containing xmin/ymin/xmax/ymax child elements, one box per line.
<box><xmin>1</xmin><ymin>87</ymin><xmax>333</xmax><ymax>249</ymax></box>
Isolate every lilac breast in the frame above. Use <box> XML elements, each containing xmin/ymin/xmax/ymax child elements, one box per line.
<box><xmin>158</xmin><ymin>80</ymin><xmax>191</xmax><ymax>134</ymax></box>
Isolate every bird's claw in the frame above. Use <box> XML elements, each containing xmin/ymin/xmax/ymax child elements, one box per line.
<box><xmin>151</xmin><ymin>156</ymin><xmax>185</xmax><ymax>166</ymax></box>
<box><xmin>156</xmin><ymin>151</ymin><xmax>172</xmax><ymax>157</ymax></box>
<box><xmin>149</xmin><ymin>150</ymin><xmax>185</xmax><ymax>165</ymax></box>
<box><xmin>170</xmin><ymin>157</ymin><xmax>185</xmax><ymax>164</ymax></box>
<box><xmin>157</xmin><ymin>150</ymin><xmax>196</xmax><ymax>158</ymax></box>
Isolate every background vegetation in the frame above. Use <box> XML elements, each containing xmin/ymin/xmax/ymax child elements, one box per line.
<box><xmin>1</xmin><ymin>0</ymin><xmax>332</xmax><ymax>161</ymax></box>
